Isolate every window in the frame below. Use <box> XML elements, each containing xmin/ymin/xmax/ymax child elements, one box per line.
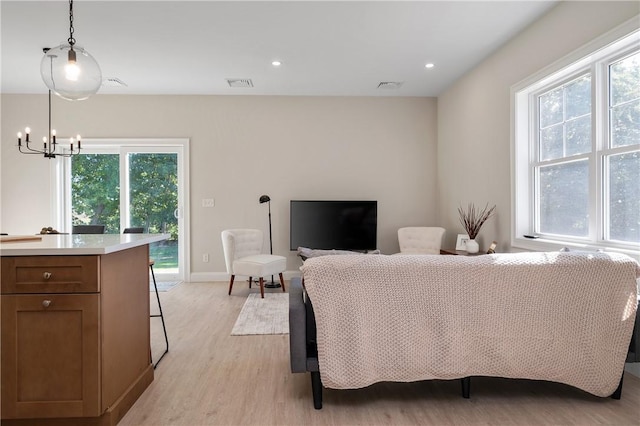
<box><xmin>512</xmin><ymin>24</ymin><xmax>639</xmax><ymax>256</ymax></box>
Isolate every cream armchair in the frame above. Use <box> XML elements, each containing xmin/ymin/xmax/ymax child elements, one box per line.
<box><xmin>397</xmin><ymin>226</ymin><xmax>445</xmax><ymax>254</ymax></box>
<box><xmin>221</xmin><ymin>229</ymin><xmax>286</xmax><ymax>298</ymax></box>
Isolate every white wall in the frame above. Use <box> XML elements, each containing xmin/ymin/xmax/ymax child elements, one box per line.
<box><xmin>1</xmin><ymin>95</ymin><xmax>438</xmax><ymax>278</ymax></box>
<box><xmin>437</xmin><ymin>1</ymin><xmax>640</xmax><ymax>252</ymax></box>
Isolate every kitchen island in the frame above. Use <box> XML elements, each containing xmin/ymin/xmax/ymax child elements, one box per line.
<box><xmin>1</xmin><ymin>234</ymin><xmax>168</xmax><ymax>426</ymax></box>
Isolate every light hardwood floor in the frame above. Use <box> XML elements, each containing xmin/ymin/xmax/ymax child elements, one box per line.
<box><xmin>121</xmin><ymin>281</ymin><xmax>640</xmax><ymax>426</ymax></box>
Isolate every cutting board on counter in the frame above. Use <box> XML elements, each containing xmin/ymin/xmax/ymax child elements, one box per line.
<box><xmin>0</xmin><ymin>235</ymin><xmax>43</xmax><ymax>243</ymax></box>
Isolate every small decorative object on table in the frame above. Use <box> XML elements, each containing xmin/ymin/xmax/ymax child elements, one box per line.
<box><xmin>455</xmin><ymin>234</ymin><xmax>469</xmax><ymax>251</ymax></box>
<box><xmin>40</xmin><ymin>226</ymin><xmax>61</xmax><ymax>234</ymax></box>
<box><xmin>457</xmin><ymin>203</ymin><xmax>496</xmax><ymax>254</ymax></box>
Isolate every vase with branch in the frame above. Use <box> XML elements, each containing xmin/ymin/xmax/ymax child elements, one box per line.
<box><xmin>458</xmin><ymin>203</ymin><xmax>496</xmax><ymax>253</ymax></box>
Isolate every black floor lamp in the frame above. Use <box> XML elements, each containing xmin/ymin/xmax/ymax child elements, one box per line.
<box><xmin>259</xmin><ymin>195</ymin><xmax>281</xmax><ymax>288</ymax></box>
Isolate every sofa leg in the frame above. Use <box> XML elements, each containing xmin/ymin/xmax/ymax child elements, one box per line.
<box><xmin>311</xmin><ymin>371</ymin><xmax>323</xmax><ymax>409</ymax></box>
<box><xmin>611</xmin><ymin>374</ymin><xmax>623</xmax><ymax>400</ymax></box>
<box><xmin>461</xmin><ymin>377</ymin><xmax>471</xmax><ymax>399</ymax></box>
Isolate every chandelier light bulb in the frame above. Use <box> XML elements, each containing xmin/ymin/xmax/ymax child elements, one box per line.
<box><xmin>17</xmin><ymin>132</ymin><xmax>22</xmax><ymax>138</ymax></box>
<box><xmin>25</xmin><ymin>127</ymin><xmax>31</xmax><ymax>134</ymax></box>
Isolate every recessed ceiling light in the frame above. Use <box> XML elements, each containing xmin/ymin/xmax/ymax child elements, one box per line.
<box><xmin>425</xmin><ymin>63</ymin><xmax>435</xmax><ymax>69</ymax></box>
<box><xmin>272</xmin><ymin>61</ymin><xmax>282</xmax><ymax>67</ymax></box>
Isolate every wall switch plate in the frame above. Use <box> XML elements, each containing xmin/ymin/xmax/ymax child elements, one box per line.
<box><xmin>203</xmin><ymin>254</ymin><xmax>209</xmax><ymax>263</ymax></box>
<box><xmin>202</xmin><ymin>198</ymin><xmax>215</xmax><ymax>207</ymax></box>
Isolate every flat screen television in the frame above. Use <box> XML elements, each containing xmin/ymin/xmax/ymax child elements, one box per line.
<box><xmin>290</xmin><ymin>200</ymin><xmax>377</xmax><ymax>251</ymax></box>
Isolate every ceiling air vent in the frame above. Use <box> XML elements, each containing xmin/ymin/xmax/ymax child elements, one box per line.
<box><xmin>102</xmin><ymin>77</ymin><xmax>128</xmax><ymax>87</ymax></box>
<box><xmin>226</xmin><ymin>78</ymin><xmax>254</xmax><ymax>88</ymax></box>
<box><xmin>377</xmin><ymin>81</ymin><xmax>403</xmax><ymax>90</ymax></box>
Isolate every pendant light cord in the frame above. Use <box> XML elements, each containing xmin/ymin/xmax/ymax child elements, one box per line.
<box><xmin>68</xmin><ymin>0</ymin><xmax>75</xmax><ymax>47</ymax></box>
<box><xmin>48</xmin><ymin>90</ymin><xmax>52</xmax><ymax>147</ymax></box>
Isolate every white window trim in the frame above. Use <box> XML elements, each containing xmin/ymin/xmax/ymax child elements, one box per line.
<box><xmin>511</xmin><ymin>17</ymin><xmax>640</xmax><ymax>260</ymax></box>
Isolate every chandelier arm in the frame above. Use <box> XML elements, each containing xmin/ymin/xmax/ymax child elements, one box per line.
<box><xmin>18</xmin><ymin>146</ymin><xmax>47</xmax><ymax>155</ymax></box>
<box><xmin>21</xmin><ymin>139</ymin><xmax>47</xmax><ymax>154</ymax></box>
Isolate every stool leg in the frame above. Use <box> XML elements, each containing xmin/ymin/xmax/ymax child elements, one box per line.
<box><xmin>279</xmin><ymin>273</ymin><xmax>286</xmax><ymax>292</ymax></box>
<box><xmin>259</xmin><ymin>277</ymin><xmax>265</xmax><ymax>298</ymax></box>
<box><xmin>150</xmin><ymin>263</ymin><xmax>169</xmax><ymax>369</ymax></box>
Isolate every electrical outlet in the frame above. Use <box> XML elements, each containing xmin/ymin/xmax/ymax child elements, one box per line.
<box><xmin>202</xmin><ymin>198</ymin><xmax>215</xmax><ymax>207</ymax></box>
<box><xmin>202</xmin><ymin>254</ymin><xmax>209</xmax><ymax>263</ymax></box>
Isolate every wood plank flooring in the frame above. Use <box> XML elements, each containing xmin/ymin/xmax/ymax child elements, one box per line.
<box><xmin>120</xmin><ymin>281</ymin><xmax>640</xmax><ymax>425</ymax></box>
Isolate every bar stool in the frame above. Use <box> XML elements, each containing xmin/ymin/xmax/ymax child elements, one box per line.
<box><xmin>124</xmin><ymin>227</ymin><xmax>169</xmax><ymax>368</ymax></box>
<box><xmin>148</xmin><ymin>259</ymin><xmax>169</xmax><ymax>368</ymax></box>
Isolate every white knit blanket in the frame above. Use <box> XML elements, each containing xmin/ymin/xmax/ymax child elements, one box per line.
<box><xmin>301</xmin><ymin>252</ymin><xmax>639</xmax><ymax>396</ymax></box>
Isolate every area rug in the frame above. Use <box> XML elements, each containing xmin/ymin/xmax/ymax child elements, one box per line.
<box><xmin>150</xmin><ymin>281</ymin><xmax>182</xmax><ymax>292</ymax></box>
<box><xmin>231</xmin><ymin>293</ymin><xmax>289</xmax><ymax>336</ymax></box>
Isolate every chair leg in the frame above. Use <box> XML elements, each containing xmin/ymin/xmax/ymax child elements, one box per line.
<box><xmin>248</xmin><ymin>277</ymin><xmax>252</xmax><ymax>289</ymax></box>
<box><xmin>150</xmin><ymin>263</ymin><xmax>169</xmax><ymax>369</ymax></box>
<box><xmin>611</xmin><ymin>374</ymin><xmax>623</xmax><ymax>399</ymax></box>
<box><xmin>461</xmin><ymin>377</ymin><xmax>471</xmax><ymax>398</ymax></box>
<box><xmin>279</xmin><ymin>273</ymin><xmax>286</xmax><ymax>292</ymax></box>
<box><xmin>228</xmin><ymin>274</ymin><xmax>235</xmax><ymax>295</ymax></box>
<box><xmin>259</xmin><ymin>277</ymin><xmax>265</xmax><ymax>298</ymax></box>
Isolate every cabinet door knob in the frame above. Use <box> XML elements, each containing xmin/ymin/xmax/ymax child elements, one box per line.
<box><xmin>42</xmin><ymin>300</ymin><xmax>52</xmax><ymax>308</ymax></box>
<box><xmin>43</xmin><ymin>272</ymin><xmax>52</xmax><ymax>280</ymax></box>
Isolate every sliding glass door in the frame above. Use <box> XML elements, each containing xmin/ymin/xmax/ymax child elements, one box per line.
<box><xmin>59</xmin><ymin>140</ymin><xmax>188</xmax><ymax>282</ymax></box>
<box><xmin>124</xmin><ymin>150</ymin><xmax>180</xmax><ymax>277</ymax></box>
<box><xmin>71</xmin><ymin>153</ymin><xmax>120</xmax><ymax>232</ymax></box>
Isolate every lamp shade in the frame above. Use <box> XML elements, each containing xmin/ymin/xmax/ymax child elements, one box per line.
<box><xmin>41</xmin><ymin>44</ymin><xmax>102</xmax><ymax>101</ymax></box>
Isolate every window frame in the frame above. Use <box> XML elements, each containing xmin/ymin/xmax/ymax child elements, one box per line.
<box><xmin>511</xmin><ymin>18</ymin><xmax>640</xmax><ymax>259</ymax></box>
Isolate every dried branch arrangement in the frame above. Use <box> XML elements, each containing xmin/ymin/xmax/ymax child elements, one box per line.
<box><xmin>458</xmin><ymin>203</ymin><xmax>496</xmax><ymax>240</ymax></box>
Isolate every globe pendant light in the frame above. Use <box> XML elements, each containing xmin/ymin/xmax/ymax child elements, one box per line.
<box><xmin>40</xmin><ymin>0</ymin><xmax>101</xmax><ymax>101</ymax></box>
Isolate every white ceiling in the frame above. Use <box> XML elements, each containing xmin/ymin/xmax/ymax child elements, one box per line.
<box><xmin>1</xmin><ymin>1</ymin><xmax>558</xmax><ymax>97</ymax></box>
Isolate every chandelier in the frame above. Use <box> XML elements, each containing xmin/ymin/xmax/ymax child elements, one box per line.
<box><xmin>17</xmin><ymin>89</ymin><xmax>82</xmax><ymax>159</ymax></box>
<box><xmin>40</xmin><ymin>0</ymin><xmax>102</xmax><ymax>101</ymax></box>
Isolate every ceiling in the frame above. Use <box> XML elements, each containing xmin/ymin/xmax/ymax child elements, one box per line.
<box><xmin>1</xmin><ymin>1</ymin><xmax>558</xmax><ymax>97</ymax></box>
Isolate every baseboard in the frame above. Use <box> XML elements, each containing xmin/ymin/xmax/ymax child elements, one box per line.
<box><xmin>190</xmin><ymin>270</ymin><xmax>301</xmax><ymax>283</ymax></box>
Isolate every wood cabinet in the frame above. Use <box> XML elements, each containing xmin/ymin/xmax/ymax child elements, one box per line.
<box><xmin>1</xmin><ymin>293</ymin><xmax>100</xmax><ymax>419</ymax></box>
<box><xmin>1</xmin><ymin>245</ymin><xmax>153</xmax><ymax>426</ymax></box>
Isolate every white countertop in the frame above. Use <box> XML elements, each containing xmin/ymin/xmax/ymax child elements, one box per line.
<box><xmin>0</xmin><ymin>234</ymin><xmax>170</xmax><ymax>256</ymax></box>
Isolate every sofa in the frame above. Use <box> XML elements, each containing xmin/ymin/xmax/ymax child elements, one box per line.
<box><xmin>289</xmin><ymin>251</ymin><xmax>639</xmax><ymax>409</ymax></box>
